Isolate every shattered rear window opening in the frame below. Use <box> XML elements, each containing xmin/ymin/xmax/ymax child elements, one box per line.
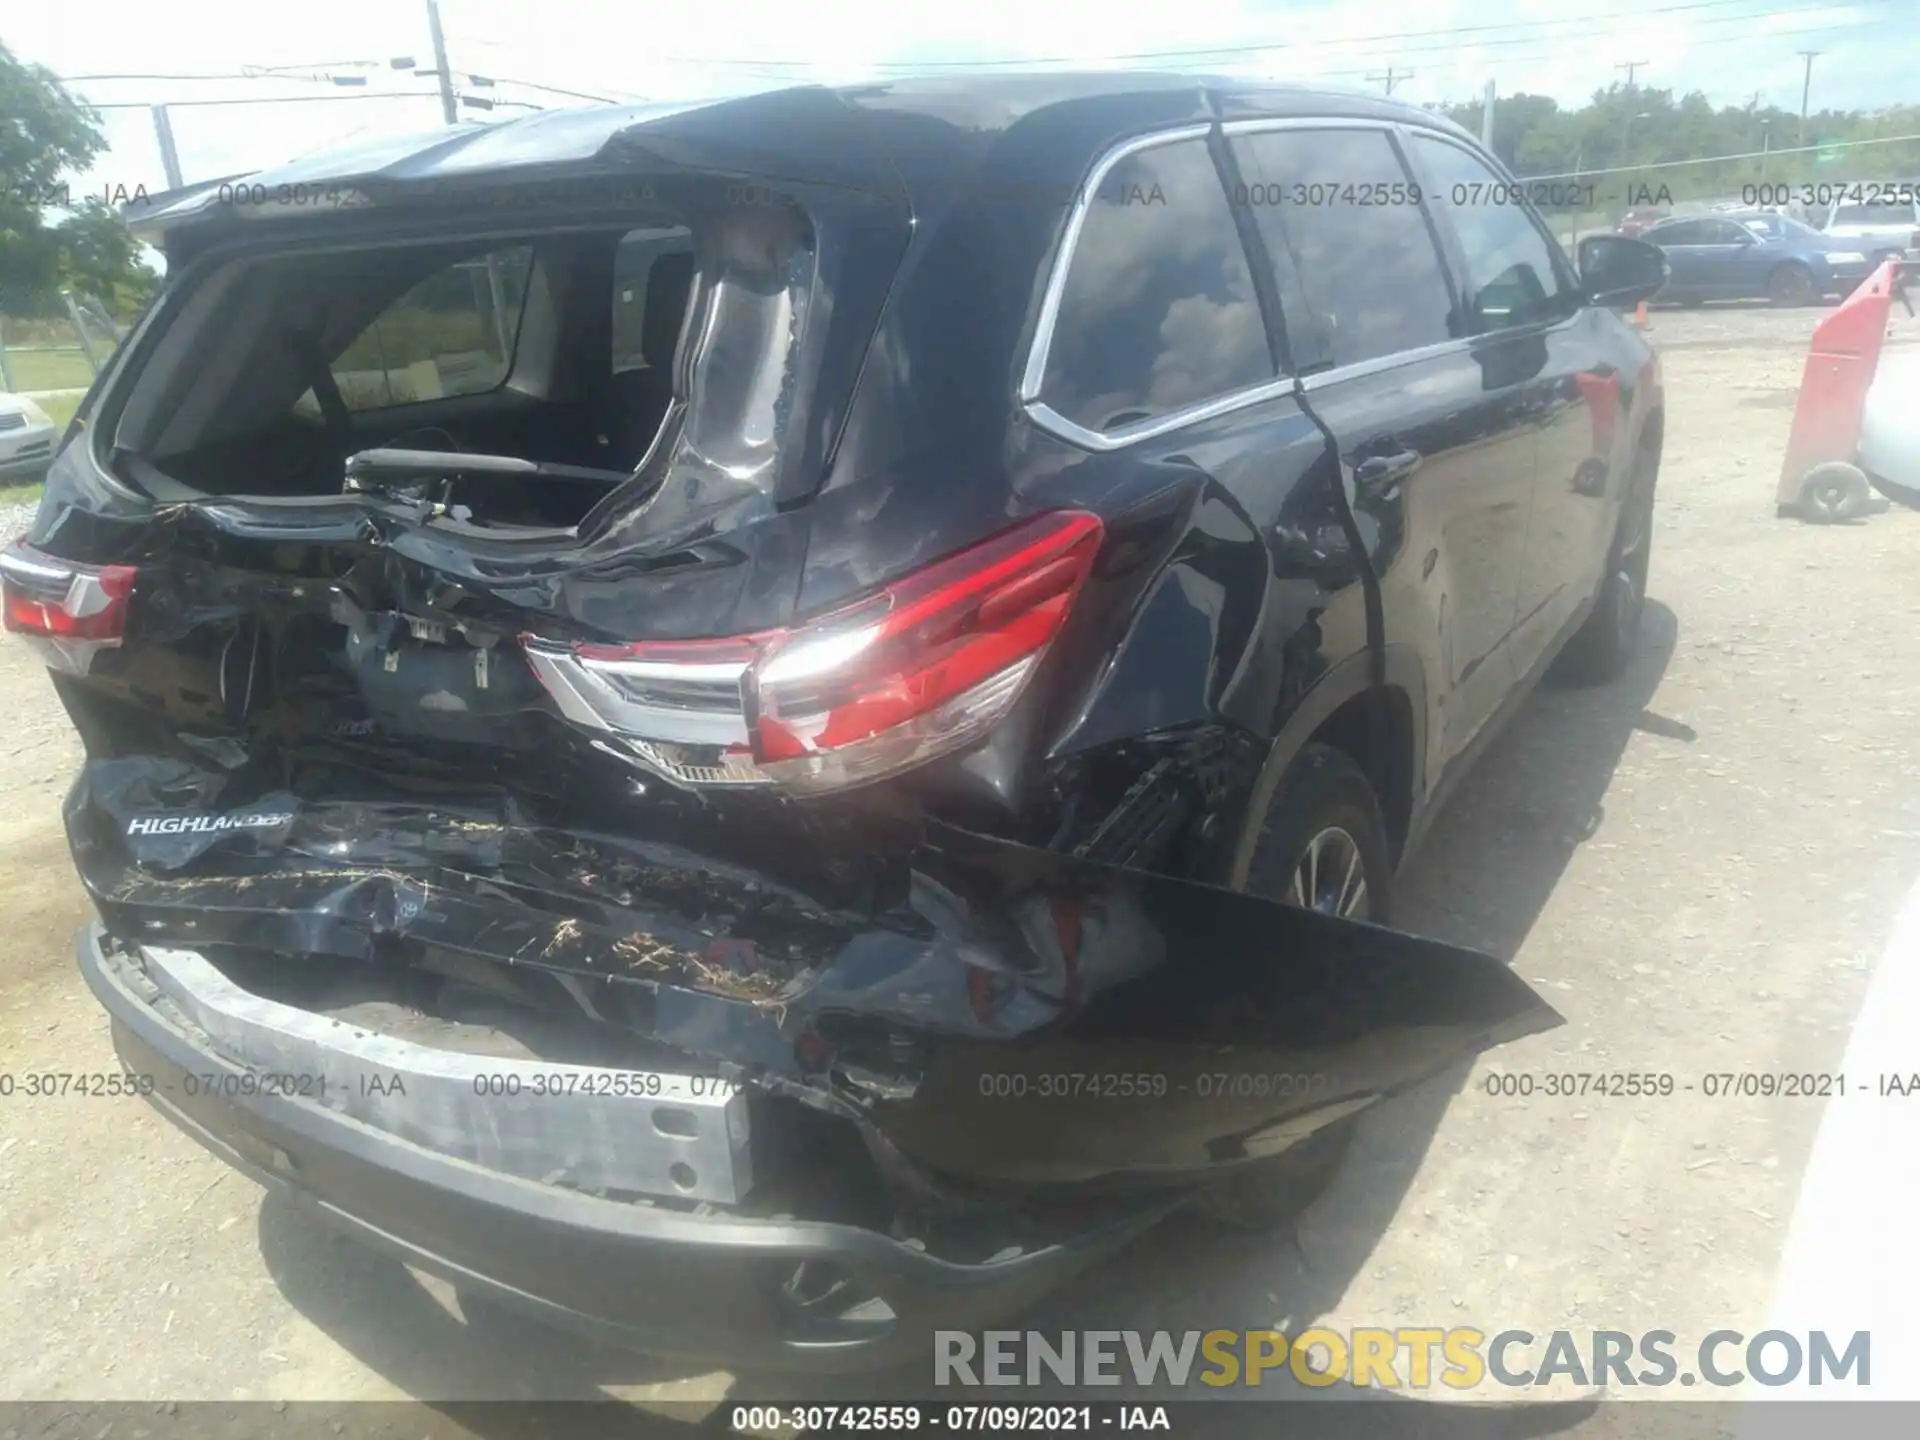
<box><xmin>100</xmin><ymin>185</ymin><xmax>817</xmax><ymax>542</ymax></box>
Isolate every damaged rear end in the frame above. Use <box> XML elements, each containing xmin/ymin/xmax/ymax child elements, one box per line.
<box><xmin>13</xmin><ymin>93</ymin><xmax>1559</xmax><ymax>1365</ymax></box>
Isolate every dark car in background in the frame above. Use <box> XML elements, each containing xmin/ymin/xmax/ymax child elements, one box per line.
<box><xmin>1644</xmin><ymin>208</ymin><xmax>1878</xmax><ymax>305</ymax></box>
<box><xmin>1618</xmin><ymin>205</ymin><xmax>1670</xmax><ymax>238</ymax></box>
<box><xmin>4</xmin><ymin>76</ymin><xmax>1670</xmax><ymax>1367</ymax></box>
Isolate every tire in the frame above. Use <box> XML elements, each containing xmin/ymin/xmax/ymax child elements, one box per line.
<box><xmin>1558</xmin><ymin>439</ymin><xmax>1656</xmax><ymax>686</ymax></box>
<box><xmin>1797</xmin><ymin>461</ymin><xmax>1871</xmax><ymax>523</ymax></box>
<box><xmin>1192</xmin><ymin>743</ymin><xmax>1392</xmax><ymax>1232</ymax></box>
<box><xmin>1767</xmin><ymin>263</ymin><xmax>1816</xmax><ymax>306</ymax></box>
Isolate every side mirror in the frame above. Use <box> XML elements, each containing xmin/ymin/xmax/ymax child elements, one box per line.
<box><xmin>1577</xmin><ymin>234</ymin><xmax>1670</xmax><ymax>309</ymax></box>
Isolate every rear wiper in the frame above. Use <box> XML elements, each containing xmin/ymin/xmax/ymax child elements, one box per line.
<box><xmin>343</xmin><ymin>448</ymin><xmax>633</xmax><ymax>492</ymax></box>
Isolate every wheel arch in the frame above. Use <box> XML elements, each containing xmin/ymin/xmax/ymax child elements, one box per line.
<box><xmin>1223</xmin><ymin>648</ymin><xmax>1426</xmax><ymax>891</ymax></box>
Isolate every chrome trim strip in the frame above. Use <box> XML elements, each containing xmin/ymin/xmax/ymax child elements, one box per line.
<box><xmin>1218</xmin><ymin>116</ymin><xmax>1409</xmax><ymax>137</ymax></box>
<box><xmin>0</xmin><ymin>550</ymin><xmax>72</xmax><ymax>585</ymax></box>
<box><xmin>1296</xmin><ymin>337</ymin><xmax>1475</xmax><ymax>392</ymax></box>
<box><xmin>522</xmin><ymin>639</ymin><xmax>752</xmax><ymax>746</ymax></box>
<box><xmin>136</xmin><ymin>943</ymin><xmax>754</xmax><ymax>1204</ymax></box>
<box><xmin>1026</xmin><ymin>373</ymin><xmax>1300</xmax><ymax>452</ymax></box>
<box><xmin>585</xmin><ymin>657</ymin><xmax>754</xmax><ymax>685</ymax></box>
<box><xmin>1017</xmin><ymin>123</ymin><xmax>1213</xmax><ymax>404</ymax></box>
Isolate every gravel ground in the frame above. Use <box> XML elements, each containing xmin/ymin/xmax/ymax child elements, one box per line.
<box><xmin>2</xmin><ymin>300</ymin><xmax>1918</xmax><ymax>1424</ymax></box>
<box><xmin>0</xmin><ymin>499</ymin><xmax>39</xmax><ymax>543</ymax></box>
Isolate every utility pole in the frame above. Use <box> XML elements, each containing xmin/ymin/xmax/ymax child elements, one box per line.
<box><xmin>1797</xmin><ymin>50</ymin><xmax>1821</xmax><ymax>149</ymax></box>
<box><xmin>151</xmin><ymin>105</ymin><xmax>183</xmax><ymax>189</ymax></box>
<box><xmin>1480</xmin><ymin>78</ymin><xmax>1496</xmax><ymax>148</ymax></box>
<box><xmin>425</xmin><ymin>0</ymin><xmax>458</xmax><ymax>124</ymax></box>
<box><xmin>1616</xmin><ymin>59</ymin><xmax>1648</xmax><ymax>89</ymax></box>
<box><xmin>1366</xmin><ymin>66</ymin><xmax>1412</xmax><ymax>95</ymax></box>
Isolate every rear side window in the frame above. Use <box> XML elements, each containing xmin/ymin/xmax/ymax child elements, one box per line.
<box><xmin>298</xmin><ymin>244</ymin><xmax>534</xmax><ymax>415</ymax></box>
<box><xmin>1649</xmin><ymin>221</ymin><xmax>1710</xmax><ymax>246</ymax></box>
<box><xmin>1039</xmin><ymin>137</ymin><xmax>1274</xmax><ymax>433</ymax></box>
<box><xmin>1408</xmin><ymin>135</ymin><xmax>1580</xmax><ymax>333</ymax></box>
<box><xmin>612</xmin><ymin>226</ymin><xmax>694</xmax><ymax>375</ymax></box>
<box><xmin>1229</xmin><ymin>128</ymin><xmax>1455</xmax><ymax>367</ymax></box>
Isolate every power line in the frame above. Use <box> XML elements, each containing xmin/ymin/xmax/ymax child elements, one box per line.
<box><xmin>646</xmin><ymin>8</ymin><xmax>1897</xmax><ymax>91</ymax></box>
<box><xmin>602</xmin><ymin>0</ymin><xmax>1886</xmax><ymax>71</ymax></box>
<box><xmin>1308</xmin><ymin>12</ymin><xmax>1886</xmax><ymax>80</ymax></box>
<box><xmin>1367</xmin><ymin>67</ymin><xmax>1414</xmax><ymax>95</ymax></box>
<box><xmin>602</xmin><ymin>17</ymin><xmax>1894</xmax><ymax>102</ymax></box>
<box><xmin>1520</xmin><ymin>128</ymin><xmax>1920</xmax><ymax>180</ymax></box>
<box><xmin>61</xmin><ymin>71</ymin><xmax>350</xmax><ymax>82</ymax></box>
<box><xmin>81</xmin><ymin>92</ymin><xmax>448</xmax><ymax>110</ymax></box>
<box><xmin>466</xmin><ymin>74</ymin><xmax>624</xmax><ymax>104</ymax></box>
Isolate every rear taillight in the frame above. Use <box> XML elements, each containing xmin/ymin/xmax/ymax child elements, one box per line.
<box><xmin>1</xmin><ymin>543</ymin><xmax>137</xmax><ymax>674</ymax></box>
<box><xmin>522</xmin><ymin>510</ymin><xmax>1103</xmax><ymax>795</ymax></box>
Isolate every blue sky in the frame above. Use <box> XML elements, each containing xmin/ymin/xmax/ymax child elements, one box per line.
<box><xmin>6</xmin><ymin>0</ymin><xmax>1915</xmax><ymax>196</ymax></box>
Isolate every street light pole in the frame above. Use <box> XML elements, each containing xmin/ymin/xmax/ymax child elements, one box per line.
<box><xmin>425</xmin><ymin>0</ymin><xmax>458</xmax><ymax>124</ymax></box>
<box><xmin>1623</xmin><ymin>110</ymin><xmax>1651</xmax><ymax>168</ymax></box>
<box><xmin>151</xmin><ymin>104</ymin><xmax>184</xmax><ymax>188</ymax></box>
<box><xmin>1797</xmin><ymin>50</ymin><xmax>1822</xmax><ymax>150</ymax></box>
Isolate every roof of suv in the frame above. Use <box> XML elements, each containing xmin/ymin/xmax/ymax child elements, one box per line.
<box><xmin>126</xmin><ymin>74</ymin><xmax>1479</xmax><ymax>248</ymax></box>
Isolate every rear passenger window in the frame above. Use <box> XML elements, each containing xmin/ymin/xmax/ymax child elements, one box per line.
<box><xmin>1647</xmin><ymin>221</ymin><xmax>1707</xmax><ymax>246</ymax></box>
<box><xmin>1229</xmin><ymin>128</ymin><xmax>1455</xmax><ymax>368</ymax></box>
<box><xmin>1411</xmin><ymin>135</ymin><xmax>1579</xmax><ymax>332</ymax></box>
<box><xmin>612</xmin><ymin>226</ymin><xmax>694</xmax><ymax>376</ymax></box>
<box><xmin>295</xmin><ymin>245</ymin><xmax>534</xmax><ymax>416</ymax></box>
<box><xmin>1040</xmin><ymin>138</ymin><xmax>1274</xmax><ymax>433</ymax></box>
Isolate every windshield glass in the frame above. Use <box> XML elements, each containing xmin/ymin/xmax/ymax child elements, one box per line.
<box><xmin>1739</xmin><ymin>213</ymin><xmax>1821</xmax><ymax>240</ymax></box>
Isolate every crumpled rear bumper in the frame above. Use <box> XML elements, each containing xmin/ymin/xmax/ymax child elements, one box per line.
<box><xmin>67</xmin><ymin>754</ymin><xmax>1564</xmax><ymax>1198</ymax></box>
<box><xmin>81</xmin><ymin>923</ymin><xmax>1171</xmax><ymax>1372</ymax></box>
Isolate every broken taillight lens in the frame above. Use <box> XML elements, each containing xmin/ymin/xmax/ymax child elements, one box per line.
<box><xmin>1</xmin><ymin>543</ymin><xmax>137</xmax><ymax>674</ymax></box>
<box><xmin>521</xmin><ymin>510</ymin><xmax>1104</xmax><ymax>794</ymax></box>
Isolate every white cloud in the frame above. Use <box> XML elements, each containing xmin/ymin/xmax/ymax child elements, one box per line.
<box><xmin>6</xmin><ymin>0</ymin><xmax>1914</xmax><ymax>195</ymax></box>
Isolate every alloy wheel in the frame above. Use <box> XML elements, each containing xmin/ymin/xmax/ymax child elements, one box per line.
<box><xmin>1285</xmin><ymin>825</ymin><xmax>1371</xmax><ymax>920</ymax></box>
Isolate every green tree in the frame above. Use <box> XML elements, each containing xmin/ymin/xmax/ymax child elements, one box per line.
<box><xmin>53</xmin><ymin>198</ymin><xmax>157</xmax><ymax>316</ymax></box>
<box><xmin>1440</xmin><ymin>81</ymin><xmax>1920</xmax><ymax>216</ymax></box>
<box><xmin>1</xmin><ymin>41</ymin><xmax>155</xmax><ymax>319</ymax></box>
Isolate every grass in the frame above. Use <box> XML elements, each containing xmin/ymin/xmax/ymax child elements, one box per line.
<box><xmin>38</xmin><ymin>392</ymin><xmax>81</xmax><ymax>432</ymax></box>
<box><xmin>1</xmin><ymin>347</ymin><xmax>100</xmax><ymax>393</ymax></box>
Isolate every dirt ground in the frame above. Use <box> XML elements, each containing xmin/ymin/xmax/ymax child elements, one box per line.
<box><xmin>3</xmin><ymin>300</ymin><xmax>1919</xmax><ymax>1421</ymax></box>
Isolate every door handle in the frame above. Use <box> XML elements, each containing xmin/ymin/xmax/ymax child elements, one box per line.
<box><xmin>1353</xmin><ymin>448</ymin><xmax>1422</xmax><ymax>498</ymax></box>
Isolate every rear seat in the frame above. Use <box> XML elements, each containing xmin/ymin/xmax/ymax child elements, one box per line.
<box><xmin>604</xmin><ymin>251</ymin><xmax>696</xmax><ymax>468</ymax></box>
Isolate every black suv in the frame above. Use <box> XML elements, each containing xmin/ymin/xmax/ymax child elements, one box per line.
<box><xmin>6</xmin><ymin>76</ymin><xmax>1667</xmax><ymax>1368</ymax></box>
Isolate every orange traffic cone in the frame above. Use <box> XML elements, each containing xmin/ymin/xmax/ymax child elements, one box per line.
<box><xmin>1633</xmin><ymin>300</ymin><xmax>1650</xmax><ymax>329</ymax></box>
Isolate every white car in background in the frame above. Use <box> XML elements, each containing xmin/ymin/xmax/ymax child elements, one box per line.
<box><xmin>0</xmin><ymin>394</ymin><xmax>59</xmax><ymax>484</ymax></box>
<box><xmin>1824</xmin><ymin>198</ymin><xmax>1920</xmax><ymax>265</ymax></box>
<box><xmin>1862</xmin><ymin>345</ymin><xmax>1920</xmax><ymax>505</ymax></box>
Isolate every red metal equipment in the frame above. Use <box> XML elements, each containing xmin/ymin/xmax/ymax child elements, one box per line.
<box><xmin>1775</xmin><ymin>257</ymin><xmax>1907</xmax><ymax>521</ymax></box>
